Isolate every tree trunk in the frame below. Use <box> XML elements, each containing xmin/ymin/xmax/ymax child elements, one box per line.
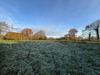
<box><xmin>0</xmin><ymin>31</ymin><xmax>1</xmax><ymax>37</ymax></box>
<box><xmin>89</xmin><ymin>32</ymin><xmax>91</xmax><ymax>41</ymax></box>
<box><xmin>96</xmin><ymin>25</ymin><xmax>99</xmax><ymax>41</ymax></box>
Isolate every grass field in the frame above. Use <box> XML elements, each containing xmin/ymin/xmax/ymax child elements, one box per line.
<box><xmin>0</xmin><ymin>40</ymin><xmax>20</xmax><ymax>44</ymax></box>
<box><xmin>0</xmin><ymin>40</ymin><xmax>100</xmax><ymax>44</ymax></box>
<box><xmin>0</xmin><ymin>40</ymin><xmax>100</xmax><ymax>75</ymax></box>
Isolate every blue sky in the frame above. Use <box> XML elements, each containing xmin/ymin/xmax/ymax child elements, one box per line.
<box><xmin>0</xmin><ymin>0</ymin><xmax>100</xmax><ymax>37</ymax></box>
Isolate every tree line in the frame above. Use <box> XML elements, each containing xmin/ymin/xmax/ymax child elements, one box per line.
<box><xmin>5</xmin><ymin>29</ymin><xmax>47</xmax><ymax>40</ymax></box>
<box><xmin>0</xmin><ymin>20</ymin><xmax>100</xmax><ymax>41</ymax></box>
<box><xmin>0</xmin><ymin>22</ymin><xmax>47</xmax><ymax>40</ymax></box>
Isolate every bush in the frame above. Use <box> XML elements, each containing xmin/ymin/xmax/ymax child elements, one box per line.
<box><xmin>0</xmin><ymin>36</ymin><xmax>4</xmax><ymax>40</ymax></box>
<box><xmin>32</xmin><ymin>35</ymin><xmax>47</xmax><ymax>40</ymax></box>
<box><xmin>4</xmin><ymin>32</ymin><xmax>28</xmax><ymax>40</ymax></box>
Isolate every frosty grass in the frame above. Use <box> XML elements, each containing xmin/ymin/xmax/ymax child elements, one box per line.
<box><xmin>0</xmin><ymin>41</ymin><xmax>100</xmax><ymax>75</ymax></box>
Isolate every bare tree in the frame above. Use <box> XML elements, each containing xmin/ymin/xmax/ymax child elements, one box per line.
<box><xmin>0</xmin><ymin>22</ymin><xmax>8</xmax><ymax>36</ymax></box>
<box><xmin>83</xmin><ymin>20</ymin><xmax>100</xmax><ymax>40</ymax></box>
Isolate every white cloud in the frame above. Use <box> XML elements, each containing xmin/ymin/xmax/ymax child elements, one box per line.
<box><xmin>0</xmin><ymin>6</ymin><xmax>15</xmax><ymax>24</ymax></box>
<box><xmin>31</xmin><ymin>25</ymin><xmax>69</xmax><ymax>38</ymax></box>
<box><xmin>0</xmin><ymin>15</ymin><xmax>14</xmax><ymax>24</ymax></box>
<box><xmin>0</xmin><ymin>6</ymin><xmax>20</xmax><ymax>32</ymax></box>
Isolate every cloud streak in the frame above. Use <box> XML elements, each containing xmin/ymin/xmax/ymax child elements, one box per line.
<box><xmin>31</xmin><ymin>25</ymin><xmax>69</xmax><ymax>38</ymax></box>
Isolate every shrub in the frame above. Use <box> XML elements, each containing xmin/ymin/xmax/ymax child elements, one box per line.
<box><xmin>4</xmin><ymin>32</ymin><xmax>28</xmax><ymax>40</ymax></box>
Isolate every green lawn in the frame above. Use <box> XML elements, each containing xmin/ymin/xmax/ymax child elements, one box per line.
<box><xmin>0</xmin><ymin>40</ymin><xmax>100</xmax><ymax>44</ymax></box>
<box><xmin>0</xmin><ymin>40</ymin><xmax>19</xmax><ymax>44</ymax></box>
<box><xmin>0</xmin><ymin>40</ymin><xmax>54</xmax><ymax>44</ymax></box>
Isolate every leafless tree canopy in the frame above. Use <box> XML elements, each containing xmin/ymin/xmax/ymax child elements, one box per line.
<box><xmin>83</xmin><ymin>20</ymin><xmax>100</xmax><ymax>40</ymax></box>
<box><xmin>0</xmin><ymin>22</ymin><xmax>8</xmax><ymax>36</ymax></box>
